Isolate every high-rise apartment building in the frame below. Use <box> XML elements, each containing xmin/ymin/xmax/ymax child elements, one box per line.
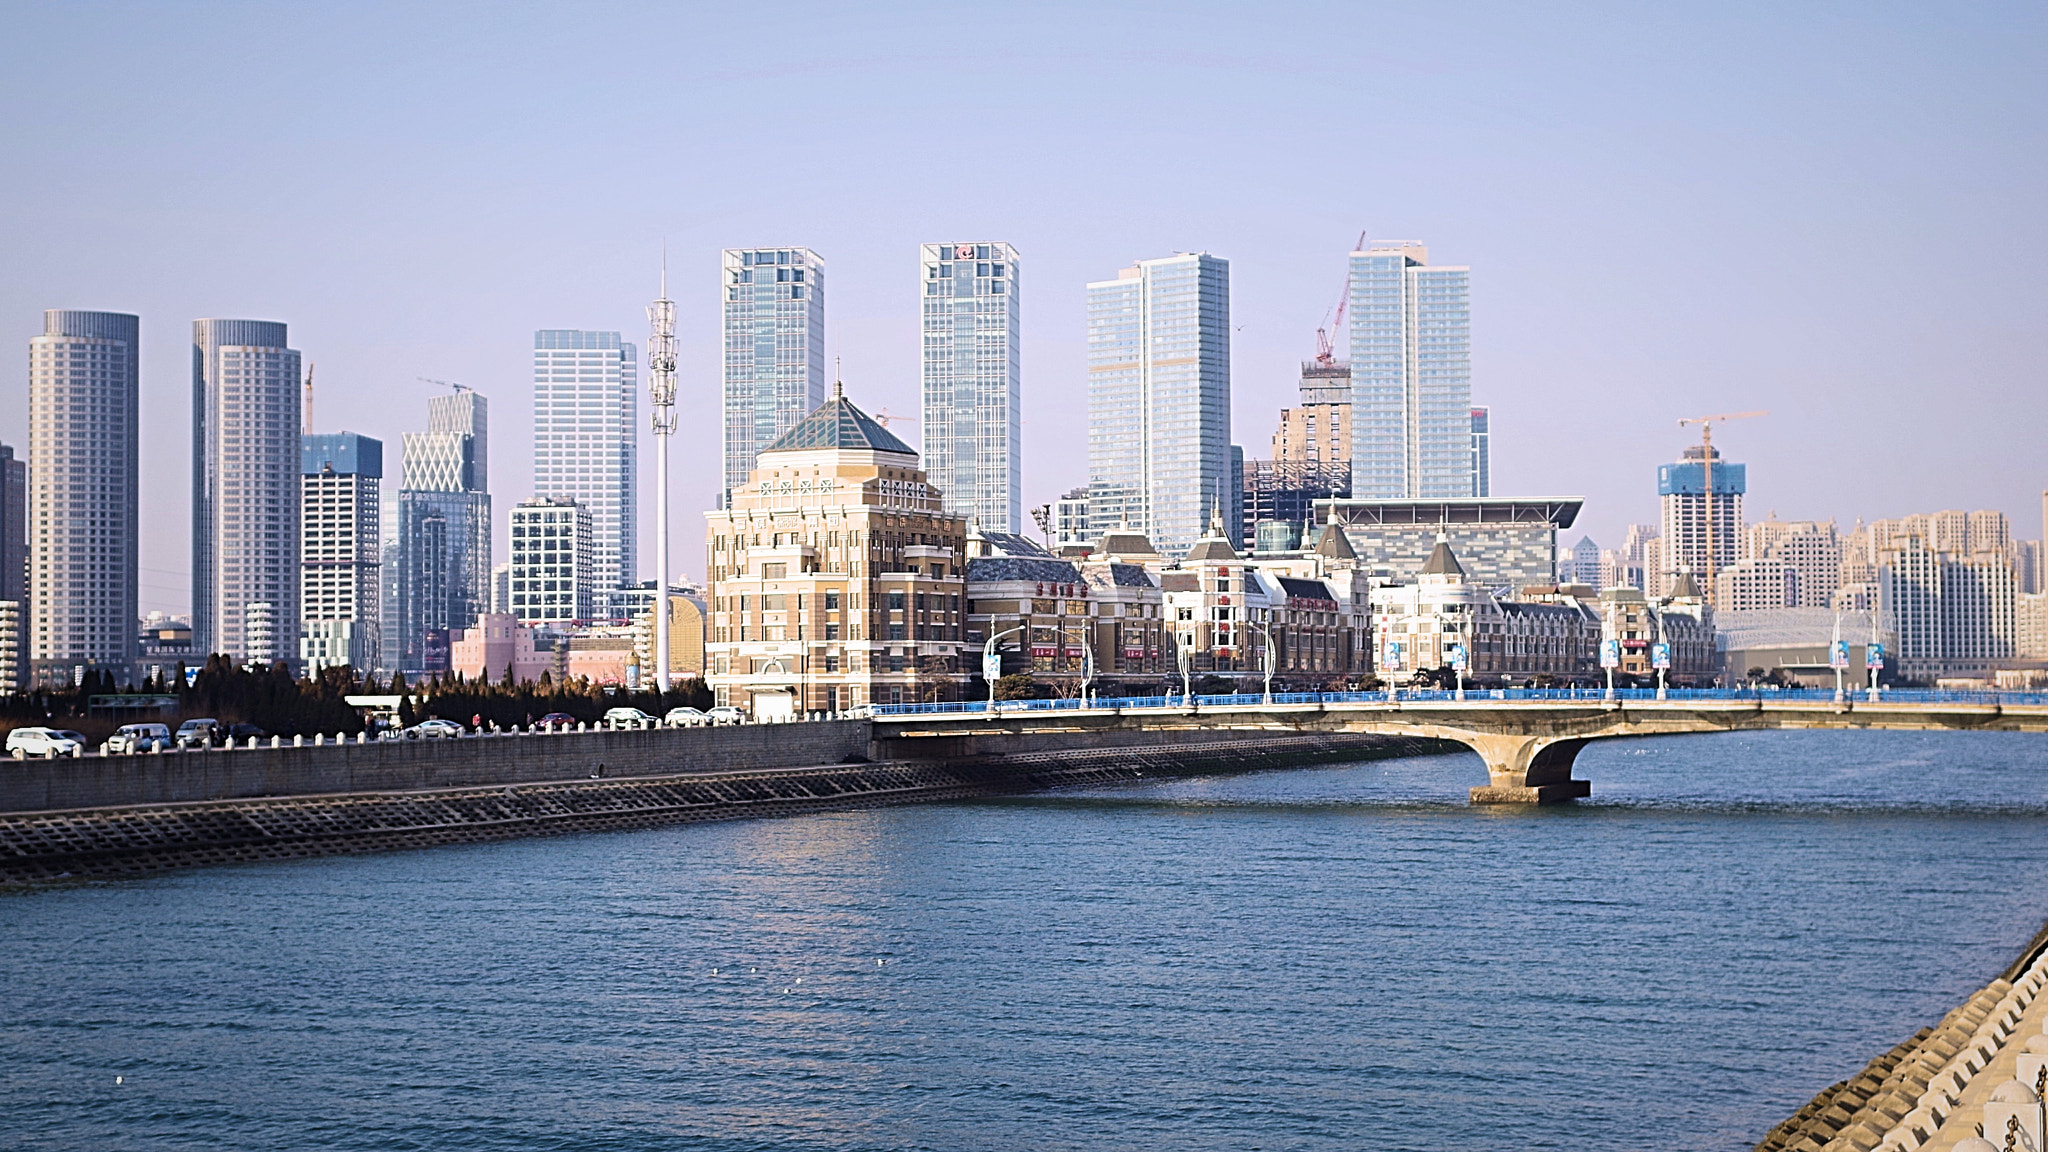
<box><xmin>1086</xmin><ymin>252</ymin><xmax>1232</xmax><ymax>558</ymax></box>
<box><xmin>920</xmin><ymin>242</ymin><xmax>1022</xmax><ymax>531</ymax></box>
<box><xmin>28</xmin><ymin>311</ymin><xmax>139</xmax><ymax>686</ymax></box>
<box><xmin>721</xmin><ymin>248</ymin><xmax>825</xmax><ymax>503</ymax></box>
<box><xmin>1879</xmin><ymin>535</ymin><xmax>2016</xmax><ymax>681</ymax></box>
<box><xmin>193</xmin><ymin>319</ymin><xmax>301</xmax><ymax>664</ymax></box>
<box><xmin>385</xmin><ymin>392</ymin><xmax>491</xmax><ymax>675</ymax></box>
<box><xmin>1656</xmin><ymin>443</ymin><xmax>1745</xmax><ymax>601</ymax></box>
<box><xmin>508</xmin><ymin>497</ymin><xmax>595</xmax><ymax>626</ymax></box>
<box><xmin>0</xmin><ymin>443</ymin><xmax>25</xmax><ymax>605</ymax></box>
<box><xmin>1744</xmin><ymin>517</ymin><xmax>1842</xmax><ymax>608</ymax></box>
<box><xmin>1470</xmin><ymin>407</ymin><xmax>1491</xmax><ymax>497</ymax></box>
<box><xmin>1347</xmin><ymin>241</ymin><xmax>1471</xmax><ymax>499</ymax></box>
<box><xmin>300</xmin><ymin>432</ymin><xmax>383</xmax><ymax>672</ymax></box>
<box><xmin>532</xmin><ymin>332</ymin><xmax>635</xmax><ymax>601</ymax></box>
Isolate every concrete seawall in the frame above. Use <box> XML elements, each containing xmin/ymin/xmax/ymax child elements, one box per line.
<box><xmin>0</xmin><ymin>731</ymin><xmax>1455</xmax><ymax>884</ymax></box>
<box><xmin>0</xmin><ymin>722</ymin><xmax>872</xmax><ymax>812</ymax></box>
<box><xmin>1757</xmin><ymin>920</ymin><xmax>2048</xmax><ymax>1151</ymax></box>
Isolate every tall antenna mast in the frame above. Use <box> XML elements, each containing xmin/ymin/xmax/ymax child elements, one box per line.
<box><xmin>647</xmin><ymin>247</ymin><xmax>679</xmax><ymax>692</ymax></box>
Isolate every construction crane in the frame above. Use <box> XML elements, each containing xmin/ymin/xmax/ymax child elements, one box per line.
<box><xmin>871</xmin><ymin>409</ymin><xmax>920</xmax><ymax>429</ymax></box>
<box><xmin>1676</xmin><ymin>410</ymin><xmax>1766</xmax><ymax>606</ymax></box>
<box><xmin>1312</xmin><ymin>229</ymin><xmax>1370</xmax><ymax>367</ymax></box>
<box><xmin>417</xmin><ymin>376</ymin><xmax>471</xmax><ymax>394</ymax></box>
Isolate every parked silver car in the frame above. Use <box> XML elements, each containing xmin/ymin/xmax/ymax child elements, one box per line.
<box><xmin>603</xmin><ymin>707</ymin><xmax>658</xmax><ymax>730</ymax></box>
<box><xmin>663</xmin><ymin>707</ymin><xmax>709</xmax><ymax>728</ymax></box>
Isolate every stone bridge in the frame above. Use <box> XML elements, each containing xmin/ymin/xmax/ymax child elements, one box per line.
<box><xmin>871</xmin><ymin>691</ymin><xmax>2048</xmax><ymax>803</ymax></box>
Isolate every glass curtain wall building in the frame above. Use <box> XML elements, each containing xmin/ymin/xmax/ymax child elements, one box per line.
<box><xmin>192</xmin><ymin>319</ymin><xmax>301</xmax><ymax>664</ymax></box>
<box><xmin>384</xmin><ymin>393</ymin><xmax>491</xmax><ymax>675</ymax></box>
<box><xmin>532</xmin><ymin>331</ymin><xmax>636</xmax><ymax>607</ymax></box>
<box><xmin>920</xmin><ymin>242</ymin><xmax>1021</xmax><ymax>532</ymax></box>
<box><xmin>28</xmin><ymin>310</ymin><xmax>139</xmax><ymax>686</ymax></box>
<box><xmin>1086</xmin><ymin>253</ymin><xmax>1232</xmax><ymax>559</ymax></box>
<box><xmin>721</xmin><ymin>248</ymin><xmax>825</xmax><ymax>504</ymax></box>
<box><xmin>509</xmin><ymin>497</ymin><xmax>594</xmax><ymax>626</ymax></box>
<box><xmin>1348</xmin><ymin>241</ymin><xmax>1472</xmax><ymax>499</ymax></box>
<box><xmin>300</xmin><ymin>432</ymin><xmax>382</xmax><ymax>672</ymax></box>
<box><xmin>1470</xmin><ymin>406</ymin><xmax>1491</xmax><ymax>497</ymax></box>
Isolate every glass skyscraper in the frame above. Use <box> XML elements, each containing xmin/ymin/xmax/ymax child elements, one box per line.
<box><xmin>1086</xmin><ymin>252</ymin><xmax>1232</xmax><ymax>558</ymax></box>
<box><xmin>721</xmin><ymin>247</ymin><xmax>824</xmax><ymax>502</ymax></box>
<box><xmin>920</xmin><ymin>242</ymin><xmax>1021</xmax><ymax>531</ymax></box>
<box><xmin>1347</xmin><ymin>241</ymin><xmax>1472</xmax><ymax>499</ymax></box>
<box><xmin>300</xmin><ymin>432</ymin><xmax>382</xmax><ymax>672</ymax></box>
<box><xmin>29</xmin><ymin>310</ymin><xmax>139</xmax><ymax>686</ymax></box>
<box><xmin>532</xmin><ymin>330</ymin><xmax>636</xmax><ymax>604</ymax></box>
<box><xmin>192</xmin><ymin>318</ymin><xmax>301</xmax><ymax>664</ymax></box>
<box><xmin>384</xmin><ymin>392</ymin><xmax>491</xmax><ymax>674</ymax></box>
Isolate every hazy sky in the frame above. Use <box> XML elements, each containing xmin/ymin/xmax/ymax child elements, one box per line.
<box><xmin>4</xmin><ymin>2</ymin><xmax>2042</xmax><ymax>614</ymax></box>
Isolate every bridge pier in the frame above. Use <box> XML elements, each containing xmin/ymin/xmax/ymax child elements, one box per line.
<box><xmin>1459</xmin><ymin>734</ymin><xmax>1592</xmax><ymax>804</ymax></box>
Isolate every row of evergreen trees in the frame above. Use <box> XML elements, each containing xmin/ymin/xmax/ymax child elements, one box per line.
<box><xmin>4</xmin><ymin>657</ymin><xmax>712</xmax><ymax>739</ymax></box>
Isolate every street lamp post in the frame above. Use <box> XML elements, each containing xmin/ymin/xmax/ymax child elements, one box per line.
<box><xmin>1247</xmin><ymin>615</ymin><xmax>1277</xmax><ymax>705</ymax></box>
<box><xmin>1059</xmin><ymin>622</ymin><xmax>1095</xmax><ymax>705</ymax></box>
<box><xmin>1176</xmin><ymin>635</ymin><xmax>1194</xmax><ymax>710</ymax></box>
<box><xmin>983</xmin><ymin>624</ymin><xmax>1025</xmax><ymax>717</ymax></box>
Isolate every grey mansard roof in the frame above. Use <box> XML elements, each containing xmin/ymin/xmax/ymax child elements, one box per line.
<box><xmin>965</xmin><ymin>557</ymin><xmax>1083</xmax><ymax>585</ymax></box>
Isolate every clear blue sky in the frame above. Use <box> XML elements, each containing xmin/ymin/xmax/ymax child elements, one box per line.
<box><xmin>3</xmin><ymin>2</ymin><xmax>2042</xmax><ymax>614</ymax></box>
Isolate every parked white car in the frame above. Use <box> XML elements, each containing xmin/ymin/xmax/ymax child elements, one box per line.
<box><xmin>603</xmin><ymin>707</ymin><xmax>658</xmax><ymax>730</ymax></box>
<box><xmin>8</xmin><ymin>727</ymin><xmax>84</xmax><ymax>757</ymax></box>
<box><xmin>105</xmin><ymin>723</ymin><xmax>173</xmax><ymax>754</ymax></box>
<box><xmin>663</xmin><ymin>707</ymin><xmax>709</xmax><ymax>728</ymax></box>
<box><xmin>705</xmin><ymin>706</ymin><xmax>747</xmax><ymax>725</ymax></box>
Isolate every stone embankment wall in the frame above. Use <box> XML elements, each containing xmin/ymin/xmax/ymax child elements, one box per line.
<box><xmin>0</xmin><ymin>722</ymin><xmax>872</xmax><ymax>813</ymax></box>
<box><xmin>0</xmin><ymin>732</ymin><xmax>1450</xmax><ymax>884</ymax></box>
<box><xmin>1757</xmin><ymin>920</ymin><xmax>2048</xmax><ymax>1152</ymax></box>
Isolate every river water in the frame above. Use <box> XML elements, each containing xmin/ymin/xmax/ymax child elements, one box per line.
<box><xmin>8</xmin><ymin>730</ymin><xmax>2048</xmax><ymax>1151</ymax></box>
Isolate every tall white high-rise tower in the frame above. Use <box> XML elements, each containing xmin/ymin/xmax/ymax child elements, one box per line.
<box><xmin>29</xmin><ymin>310</ymin><xmax>139</xmax><ymax>686</ymax></box>
<box><xmin>721</xmin><ymin>247</ymin><xmax>825</xmax><ymax>503</ymax></box>
<box><xmin>920</xmin><ymin>242</ymin><xmax>1021</xmax><ymax>531</ymax></box>
<box><xmin>1086</xmin><ymin>252</ymin><xmax>1232</xmax><ymax>558</ymax></box>
<box><xmin>1347</xmin><ymin>241</ymin><xmax>1472</xmax><ymax>499</ymax></box>
<box><xmin>532</xmin><ymin>330</ymin><xmax>637</xmax><ymax>604</ymax></box>
<box><xmin>193</xmin><ymin>318</ymin><xmax>301</xmax><ymax>664</ymax></box>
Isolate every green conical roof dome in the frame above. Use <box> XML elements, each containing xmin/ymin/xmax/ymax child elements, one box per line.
<box><xmin>764</xmin><ymin>384</ymin><xmax>914</xmax><ymax>455</ymax></box>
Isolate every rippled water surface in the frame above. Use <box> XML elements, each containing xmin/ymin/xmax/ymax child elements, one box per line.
<box><xmin>9</xmin><ymin>731</ymin><xmax>2048</xmax><ymax>1151</ymax></box>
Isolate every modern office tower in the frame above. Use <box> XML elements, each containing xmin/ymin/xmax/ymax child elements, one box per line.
<box><xmin>1347</xmin><ymin>240</ymin><xmax>1472</xmax><ymax>499</ymax></box>
<box><xmin>508</xmin><ymin>497</ymin><xmax>594</xmax><ymax>627</ymax></box>
<box><xmin>0</xmin><ymin>444</ymin><xmax>24</xmax><ymax>605</ymax></box>
<box><xmin>920</xmin><ymin>242</ymin><xmax>1022</xmax><ymax>531</ymax></box>
<box><xmin>192</xmin><ymin>319</ymin><xmax>301</xmax><ymax>664</ymax></box>
<box><xmin>1469</xmin><ymin>407</ymin><xmax>1491</xmax><ymax>498</ymax></box>
<box><xmin>704</xmin><ymin>384</ymin><xmax>967</xmax><ymax>714</ymax></box>
<box><xmin>1879</xmin><ymin>535</ymin><xmax>2016</xmax><ymax>681</ymax></box>
<box><xmin>300</xmin><ymin>432</ymin><xmax>383</xmax><ymax>672</ymax></box>
<box><xmin>27</xmin><ymin>311</ymin><xmax>139</xmax><ymax>686</ymax></box>
<box><xmin>532</xmin><ymin>331</ymin><xmax>637</xmax><ymax>603</ymax></box>
<box><xmin>385</xmin><ymin>394</ymin><xmax>492</xmax><ymax>675</ymax></box>
<box><xmin>1086</xmin><ymin>252</ymin><xmax>1233</xmax><ymax>558</ymax></box>
<box><xmin>721</xmin><ymin>248</ymin><xmax>825</xmax><ymax>503</ymax></box>
<box><xmin>1657</xmin><ymin>442</ymin><xmax>1745</xmax><ymax>602</ymax></box>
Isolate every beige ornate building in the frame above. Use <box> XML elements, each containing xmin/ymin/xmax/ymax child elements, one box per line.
<box><xmin>705</xmin><ymin>385</ymin><xmax>967</xmax><ymax>715</ymax></box>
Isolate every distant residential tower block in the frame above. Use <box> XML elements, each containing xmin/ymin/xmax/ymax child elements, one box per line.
<box><xmin>721</xmin><ymin>248</ymin><xmax>825</xmax><ymax>503</ymax></box>
<box><xmin>193</xmin><ymin>318</ymin><xmax>301</xmax><ymax>665</ymax></box>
